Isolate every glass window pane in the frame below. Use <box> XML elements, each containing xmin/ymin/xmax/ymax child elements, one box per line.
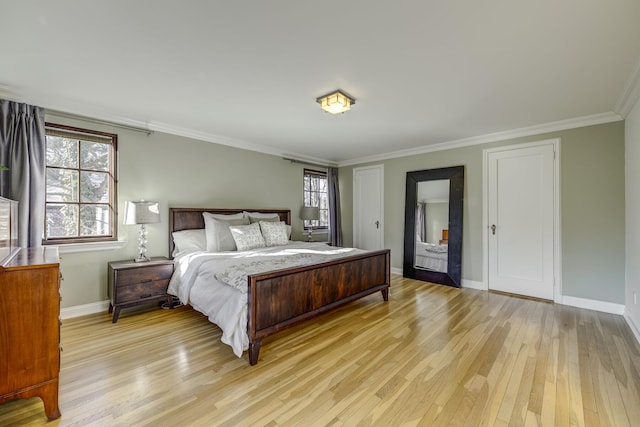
<box><xmin>320</xmin><ymin>210</ymin><xmax>328</xmax><ymax>225</ymax></box>
<box><xmin>46</xmin><ymin>204</ymin><xmax>78</xmax><ymax>238</ymax></box>
<box><xmin>80</xmin><ymin>204</ymin><xmax>111</xmax><ymax>236</ymax></box>
<box><xmin>80</xmin><ymin>171</ymin><xmax>110</xmax><ymax>203</ymax></box>
<box><xmin>46</xmin><ymin>136</ymin><xmax>78</xmax><ymax>168</ymax></box>
<box><xmin>80</xmin><ymin>141</ymin><xmax>109</xmax><ymax>171</ymax></box>
<box><xmin>319</xmin><ymin>196</ymin><xmax>328</xmax><ymax>210</ymax></box>
<box><xmin>46</xmin><ymin>169</ymin><xmax>78</xmax><ymax>202</ymax></box>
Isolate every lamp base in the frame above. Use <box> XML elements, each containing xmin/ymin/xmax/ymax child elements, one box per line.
<box><xmin>134</xmin><ymin>255</ymin><xmax>151</xmax><ymax>263</ymax></box>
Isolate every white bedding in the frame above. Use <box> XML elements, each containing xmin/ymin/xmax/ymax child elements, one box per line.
<box><xmin>415</xmin><ymin>242</ymin><xmax>448</xmax><ymax>272</ymax></box>
<box><xmin>168</xmin><ymin>241</ymin><xmax>366</xmax><ymax>358</ymax></box>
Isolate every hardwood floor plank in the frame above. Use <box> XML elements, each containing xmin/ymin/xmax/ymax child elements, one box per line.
<box><xmin>1</xmin><ymin>277</ymin><xmax>639</xmax><ymax>426</ymax></box>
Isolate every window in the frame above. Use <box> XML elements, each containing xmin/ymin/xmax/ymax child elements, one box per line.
<box><xmin>303</xmin><ymin>168</ymin><xmax>328</xmax><ymax>229</ymax></box>
<box><xmin>44</xmin><ymin>123</ymin><xmax>117</xmax><ymax>244</ymax></box>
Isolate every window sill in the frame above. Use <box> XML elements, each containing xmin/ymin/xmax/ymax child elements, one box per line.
<box><xmin>52</xmin><ymin>240</ymin><xmax>127</xmax><ymax>254</ymax></box>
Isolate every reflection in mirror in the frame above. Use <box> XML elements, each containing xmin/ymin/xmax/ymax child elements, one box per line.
<box><xmin>414</xmin><ymin>180</ymin><xmax>449</xmax><ymax>272</ymax></box>
<box><xmin>403</xmin><ymin>166</ymin><xmax>464</xmax><ymax>288</ymax></box>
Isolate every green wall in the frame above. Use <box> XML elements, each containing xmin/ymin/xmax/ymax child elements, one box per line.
<box><xmin>52</xmin><ymin>113</ymin><xmax>625</xmax><ymax>309</ymax></box>
<box><xmin>340</xmin><ymin>121</ymin><xmax>625</xmax><ymax>304</ymax></box>
<box><xmin>625</xmin><ymin>98</ymin><xmax>640</xmax><ymax>327</ymax></box>
<box><xmin>49</xmin><ymin>115</ymin><xmax>310</xmax><ymax>309</ymax></box>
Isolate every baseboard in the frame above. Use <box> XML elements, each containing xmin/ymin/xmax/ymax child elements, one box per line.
<box><xmin>560</xmin><ymin>295</ymin><xmax>625</xmax><ymax>315</ymax></box>
<box><xmin>391</xmin><ymin>267</ymin><xmax>403</xmax><ymax>276</ymax></box>
<box><xmin>462</xmin><ymin>279</ymin><xmax>485</xmax><ymax>290</ymax></box>
<box><xmin>624</xmin><ymin>312</ymin><xmax>640</xmax><ymax>345</ymax></box>
<box><xmin>60</xmin><ymin>300</ymin><xmax>109</xmax><ymax>320</ymax></box>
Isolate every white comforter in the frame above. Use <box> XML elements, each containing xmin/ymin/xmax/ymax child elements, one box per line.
<box><xmin>167</xmin><ymin>241</ymin><xmax>365</xmax><ymax>357</ymax></box>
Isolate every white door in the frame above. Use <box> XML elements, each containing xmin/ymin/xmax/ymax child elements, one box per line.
<box><xmin>353</xmin><ymin>165</ymin><xmax>384</xmax><ymax>250</ymax></box>
<box><xmin>487</xmin><ymin>142</ymin><xmax>556</xmax><ymax>300</ymax></box>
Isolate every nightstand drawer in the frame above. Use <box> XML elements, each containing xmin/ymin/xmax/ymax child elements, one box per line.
<box><xmin>115</xmin><ymin>279</ymin><xmax>170</xmax><ymax>303</ymax></box>
<box><xmin>115</xmin><ymin>264</ymin><xmax>173</xmax><ymax>285</ymax></box>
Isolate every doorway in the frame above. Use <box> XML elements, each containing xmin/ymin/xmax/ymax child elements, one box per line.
<box><xmin>483</xmin><ymin>139</ymin><xmax>560</xmax><ymax>301</ymax></box>
<box><xmin>353</xmin><ymin>164</ymin><xmax>384</xmax><ymax>250</ymax></box>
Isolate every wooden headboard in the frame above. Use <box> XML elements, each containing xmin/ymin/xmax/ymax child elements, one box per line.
<box><xmin>168</xmin><ymin>208</ymin><xmax>291</xmax><ymax>258</ymax></box>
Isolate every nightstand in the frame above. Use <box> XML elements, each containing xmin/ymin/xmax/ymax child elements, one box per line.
<box><xmin>107</xmin><ymin>257</ymin><xmax>174</xmax><ymax>323</ymax></box>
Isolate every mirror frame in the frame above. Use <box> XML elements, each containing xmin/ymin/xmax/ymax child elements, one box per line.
<box><xmin>403</xmin><ymin>165</ymin><xmax>464</xmax><ymax>287</ymax></box>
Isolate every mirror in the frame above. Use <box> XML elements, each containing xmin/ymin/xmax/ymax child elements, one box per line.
<box><xmin>403</xmin><ymin>166</ymin><xmax>464</xmax><ymax>287</ymax></box>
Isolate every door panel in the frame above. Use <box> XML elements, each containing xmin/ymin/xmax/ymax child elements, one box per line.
<box><xmin>353</xmin><ymin>165</ymin><xmax>383</xmax><ymax>250</ymax></box>
<box><xmin>488</xmin><ymin>144</ymin><xmax>555</xmax><ymax>300</ymax></box>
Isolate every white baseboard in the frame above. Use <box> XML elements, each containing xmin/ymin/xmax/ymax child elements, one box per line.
<box><xmin>462</xmin><ymin>279</ymin><xmax>485</xmax><ymax>290</ymax></box>
<box><xmin>624</xmin><ymin>312</ymin><xmax>640</xmax><ymax>345</ymax></box>
<box><xmin>391</xmin><ymin>267</ymin><xmax>403</xmax><ymax>276</ymax></box>
<box><xmin>560</xmin><ymin>295</ymin><xmax>625</xmax><ymax>315</ymax></box>
<box><xmin>60</xmin><ymin>300</ymin><xmax>110</xmax><ymax>320</ymax></box>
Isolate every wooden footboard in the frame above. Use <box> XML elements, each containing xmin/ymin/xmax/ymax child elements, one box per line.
<box><xmin>246</xmin><ymin>249</ymin><xmax>391</xmax><ymax>365</ymax></box>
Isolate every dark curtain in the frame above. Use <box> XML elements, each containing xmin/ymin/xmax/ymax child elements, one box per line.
<box><xmin>0</xmin><ymin>100</ymin><xmax>46</xmax><ymax>247</ymax></box>
<box><xmin>327</xmin><ymin>167</ymin><xmax>343</xmax><ymax>246</ymax></box>
<box><xmin>416</xmin><ymin>202</ymin><xmax>427</xmax><ymax>242</ymax></box>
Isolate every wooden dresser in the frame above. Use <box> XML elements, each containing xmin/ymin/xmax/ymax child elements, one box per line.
<box><xmin>0</xmin><ymin>246</ymin><xmax>61</xmax><ymax>421</ymax></box>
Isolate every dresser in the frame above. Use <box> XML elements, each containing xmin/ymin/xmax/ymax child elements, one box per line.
<box><xmin>108</xmin><ymin>257</ymin><xmax>174</xmax><ymax>322</ymax></box>
<box><xmin>0</xmin><ymin>246</ymin><xmax>61</xmax><ymax>421</ymax></box>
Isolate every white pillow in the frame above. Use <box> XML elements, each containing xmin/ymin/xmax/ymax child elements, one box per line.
<box><xmin>203</xmin><ymin>213</ymin><xmax>249</xmax><ymax>252</ymax></box>
<box><xmin>259</xmin><ymin>221</ymin><xmax>289</xmax><ymax>247</ymax></box>
<box><xmin>229</xmin><ymin>222</ymin><xmax>266</xmax><ymax>251</ymax></box>
<box><xmin>172</xmin><ymin>229</ymin><xmax>206</xmax><ymax>256</ymax></box>
<box><xmin>204</xmin><ymin>212</ymin><xmax>244</xmax><ymax>221</ymax></box>
<box><xmin>244</xmin><ymin>211</ymin><xmax>281</xmax><ymax>223</ymax></box>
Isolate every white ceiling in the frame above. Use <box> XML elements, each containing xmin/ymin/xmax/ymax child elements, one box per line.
<box><xmin>2</xmin><ymin>1</ymin><xmax>640</xmax><ymax>165</ymax></box>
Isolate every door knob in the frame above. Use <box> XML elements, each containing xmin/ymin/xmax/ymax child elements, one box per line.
<box><xmin>491</xmin><ymin>224</ymin><xmax>496</xmax><ymax>235</ymax></box>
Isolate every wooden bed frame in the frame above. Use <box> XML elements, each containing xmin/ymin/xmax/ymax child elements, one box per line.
<box><xmin>168</xmin><ymin>207</ymin><xmax>391</xmax><ymax>365</ymax></box>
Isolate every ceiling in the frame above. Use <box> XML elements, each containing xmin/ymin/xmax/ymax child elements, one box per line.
<box><xmin>2</xmin><ymin>1</ymin><xmax>640</xmax><ymax>166</ymax></box>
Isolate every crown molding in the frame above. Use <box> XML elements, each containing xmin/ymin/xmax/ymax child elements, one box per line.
<box><xmin>615</xmin><ymin>56</ymin><xmax>640</xmax><ymax>118</ymax></box>
<box><xmin>337</xmin><ymin>111</ymin><xmax>623</xmax><ymax>167</ymax></box>
<box><xmin>1</xmin><ymin>85</ymin><xmax>624</xmax><ymax>168</ymax></box>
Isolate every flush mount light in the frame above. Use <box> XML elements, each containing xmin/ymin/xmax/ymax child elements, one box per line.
<box><xmin>316</xmin><ymin>89</ymin><xmax>356</xmax><ymax>114</ymax></box>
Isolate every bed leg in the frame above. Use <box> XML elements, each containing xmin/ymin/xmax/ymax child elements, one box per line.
<box><xmin>381</xmin><ymin>288</ymin><xmax>389</xmax><ymax>301</ymax></box>
<box><xmin>249</xmin><ymin>340</ymin><xmax>262</xmax><ymax>365</ymax></box>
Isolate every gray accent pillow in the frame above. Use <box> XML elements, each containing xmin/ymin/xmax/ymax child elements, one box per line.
<box><xmin>259</xmin><ymin>221</ymin><xmax>289</xmax><ymax>247</ymax></box>
<box><xmin>203</xmin><ymin>213</ymin><xmax>250</xmax><ymax>252</ymax></box>
<box><xmin>245</xmin><ymin>211</ymin><xmax>281</xmax><ymax>223</ymax></box>
<box><xmin>229</xmin><ymin>222</ymin><xmax>266</xmax><ymax>251</ymax></box>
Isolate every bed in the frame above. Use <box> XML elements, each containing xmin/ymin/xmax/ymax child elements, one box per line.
<box><xmin>414</xmin><ymin>241</ymin><xmax>448</xmax><ymax>272</ymax></box>
<box><xmin>167</xmin><ymin>207</ymin><xmax>391</xmax><ymax>365</ymax></box>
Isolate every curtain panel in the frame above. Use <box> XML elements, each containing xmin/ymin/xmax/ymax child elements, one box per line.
<box><xmin>327</xmin><ymin>167</ymin><xmax>343</xmax><ymax>246</ymax></box>
<box><xmin>0</xmin><ymin>100</ymin><xmax>46</xmax><ymax>247</ymax></box>
<box><xmin>416</xmin><ymin>202</ymin><xmax>427</xmax><ymax>243</ymax></box>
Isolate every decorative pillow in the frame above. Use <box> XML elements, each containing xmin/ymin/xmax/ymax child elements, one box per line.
<box><xmin>229</xmin><ymin>222</ymin><xmax>266</xmax><ymax>251</ymax></box>
<box><xmin>259</xmin><ymin>221</ymin><xmax>289</xmax><ymax>247</ymax></box>
<box><xmin>172</xmin><ymin>229</ymin><xmax>206</xmax><ymax>256</ymax></box>
<box><xmin>244</xmin><ymin>211</ymin><xmax>281</xmax><ymax>223</ymax></box>
<box><xmin>203</xmin><ymin>213</ymin><xmax>250</xmax><ymax>252</ymax></box>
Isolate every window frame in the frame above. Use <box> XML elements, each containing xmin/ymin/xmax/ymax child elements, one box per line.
<box><xmin>43</xmin><ymin>122</ymin><xmax>118</xmax><ymax>245</ymax></box>
<box><xmin>303</xmin><ymin>168</ymin><xmax>329</xmax><ymax>231</ymax></box>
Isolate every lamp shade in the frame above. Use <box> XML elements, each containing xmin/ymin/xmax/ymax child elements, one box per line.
<box><xmin>300</xmin><ymin>206</ymin><xmax>320</xmax><ymax>221</ymax></box>
<box><xmin>123</xmin><ymin>201</ymin><xmax>160</xmax><ymax>225</ymax></box>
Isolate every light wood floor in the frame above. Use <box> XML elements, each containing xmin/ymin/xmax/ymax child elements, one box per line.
<box><xmin>1</xmin><ymin>275</ymin><xmax>639</xmax><ymax>426</ymax></box>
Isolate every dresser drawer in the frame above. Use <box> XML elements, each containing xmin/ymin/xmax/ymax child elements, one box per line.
<box><xmin>115</xmin><ymin>279</ymin><xmax>169</xmax><ymax>303</ymax></box>
<box><xmin>115</xmin><ymin>264</ymin><xmax>173</xmax><ymax>285</ymax></box>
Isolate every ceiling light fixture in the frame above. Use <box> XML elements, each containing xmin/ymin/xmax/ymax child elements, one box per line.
<box><xmin>316</xmin><ymin>90</ymin><xmax>355</xmax><ymax>114</ymax></box>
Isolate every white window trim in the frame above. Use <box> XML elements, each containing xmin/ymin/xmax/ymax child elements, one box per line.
<box><xmin>56</xmin><ymin>239</ymin><xmax>127</xmax><ymax>254</ymax></box>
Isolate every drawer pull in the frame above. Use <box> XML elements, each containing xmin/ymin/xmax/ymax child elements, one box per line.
<box><xmin>140</xmin><ymin>279</ymin><xmax>153</xmax><ymax>283</ymax></box>
<box><xmin>139</xmin><ymin>294</ymin><xmax>153</xmax><ymax>299</ymax></box>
